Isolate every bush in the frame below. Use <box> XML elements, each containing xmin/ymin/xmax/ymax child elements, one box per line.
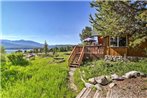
<box><xmin>1</xmin><ymin>53</ymin><xmax>6</xmax><ymax>64</ymax></box>
<box><xmin>7</xmin><ymin>53</ymin><xmax>29</xmax><ymax>66</ymax></box>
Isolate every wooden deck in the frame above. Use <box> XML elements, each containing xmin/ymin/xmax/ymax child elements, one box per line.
<box><xmin>68</xmin><ymin>45</ymin><xmax>104</xmax><ymax>67</ymax></box>
<box><xmin>68</xmin><ymin>44</ymin><xmax>147</xmax><ymax>67</ymax></box>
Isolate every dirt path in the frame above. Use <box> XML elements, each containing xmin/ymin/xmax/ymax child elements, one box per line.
<box><xmin>69</xmin><ymin>67</ymin><xmax>78</xmax><ymax>91</ymax></box>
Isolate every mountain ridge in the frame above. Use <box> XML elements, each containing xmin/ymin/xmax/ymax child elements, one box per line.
<box><xmin>0</xmin><ymin>39</ymin><xmax>74</xmax><ymax>49</ymax></box>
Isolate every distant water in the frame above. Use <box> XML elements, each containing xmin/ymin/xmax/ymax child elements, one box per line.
<box><xmin>6</xmin><ymin>49</ymin><xmax>33</xmax><ymax>54</ymax></box>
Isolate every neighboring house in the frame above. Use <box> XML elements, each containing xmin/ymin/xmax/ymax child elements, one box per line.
<box><xmin>68</xmin><ymin>32</ymin><xmax>147</xmax><ymax>67</ymax></box>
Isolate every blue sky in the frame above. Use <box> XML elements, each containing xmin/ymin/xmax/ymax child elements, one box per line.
<box><xmin>1</xmin><ymin>1</ymin><xmax>95</xmax><ymax>45</ymax></box>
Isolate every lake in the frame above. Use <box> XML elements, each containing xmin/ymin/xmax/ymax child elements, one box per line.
<box><xmin>6</xmin><ymin>49</ymin><xmax>33</xmax><ymax>54</ymax></box>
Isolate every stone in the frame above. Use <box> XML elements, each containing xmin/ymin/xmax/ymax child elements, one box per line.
<box><xmin>124</xmin><ymin>71</ymin><xmax>144</xmax><ymax>79</ymax></box>
<box><xmin>94</xmin><ymin>84</ymin><xmax>102</xmax><ymax>91</ymax></box>
<box><xmin>111</xmin><ymin>74</ymin><xmax>125</xmax><ymax>81</ymax></box>
<box><xmin>111</xmin><ymin>74</ymin><xmax>119</xmax><ymax>80</ymax></box>
<box><xmin>84</xmin><ymin>82</ymin><xmax>94</xmax><ymax>88</ymax></box>
<box><xmin>88</xmin><ymin>78</ymin><xmax>97</xmax><ymax>84</ymax></box>
<box><xmin>95</xmin><ymin>76</ymin><xmax>110</xmax><ymax>86</ymax></box>
<box><xmin>109</xmin><ymin>82</ymin><xmax>116</xmax><ymax>88</ymax></box>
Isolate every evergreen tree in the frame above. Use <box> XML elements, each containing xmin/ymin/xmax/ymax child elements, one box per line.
<box><xmin>79</xmin><ymin>26</ymin><xmax>92</xmax><ymax>41</ymax></box>
<box><xmin>0</xmin><ymin>46</ymin><xmax>5</xmax><ymax>54</ymax></box>
<box><xmin>90</xmin><ymin>1</ymin><xmax>147</xmax><ymax>47</ymax></box>
<box><xmin>44</xmin><ymin>40</ymin><xmax>48</xmax><ymax>55</ymax></box>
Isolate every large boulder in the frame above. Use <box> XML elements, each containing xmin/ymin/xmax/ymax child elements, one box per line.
<box><xmin>95</xmin><ymin>76</ymin><xmax>110</xmax><ymax>86</ymax></box>
<box><xmin>123</xmin><ymin>71</ymin><xmax>145</xmax><ymax>79</ymax></box>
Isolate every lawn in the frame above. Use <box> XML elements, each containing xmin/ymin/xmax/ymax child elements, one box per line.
<box><xmin>1</xmin><ymin>52</ymin><xmax>76</xmax><ymax>98</ymax></box>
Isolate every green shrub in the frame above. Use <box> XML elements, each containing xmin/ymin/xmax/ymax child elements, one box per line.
<box><xmin>7</xmin><ymin>53</ymin><xmax>29</xmax><ymax>66</ymax></box>
<box><xmin>79</xmin><ymin>59</ymin><xmax>147</xmax><ymax>80</ymax></box>
<box><xmin>1</xmin><ymin>53</ymin><xmax>6</xmax><ymax>64</ymax></box>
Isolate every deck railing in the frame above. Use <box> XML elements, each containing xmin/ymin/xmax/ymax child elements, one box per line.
<box><xmin>68</xmin><ymin>46</ymin><xmax>83</xmax><ymax>66</ymax></box>
<box><xmin>68</xmin><ymin>46</ymin><xmax>77</xmax><ymax>66</ymax></box>
<box><xmin>68</xmin><ymin>45</ymin><xmax>105</xmax><ymax>66</ymax></box>
<box><xmin>77</xmin><ymin>46</ymin><xmax>85</xmax><ymax>66</ymax></box>
<box><xmin>84</xmin><ymin>45</ymin><xmax>104</xmax><ymax>55</ymax></box>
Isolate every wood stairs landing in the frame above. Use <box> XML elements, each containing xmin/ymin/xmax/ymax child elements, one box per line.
<box><xmin>76</xmin><ymin>88</ymin><xmax>110</xmax><ymax>98</ymax></box>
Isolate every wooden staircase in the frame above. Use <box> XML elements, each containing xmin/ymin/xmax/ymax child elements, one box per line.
<box><xmin>68</xmin><ymin>45</ymin><xmax>104</xmax><ymax>67</ymax></box>
<box><xmin>68</xmin><ymin>46</ymin><xmax>85</xmax><ymax>67</ymax></box>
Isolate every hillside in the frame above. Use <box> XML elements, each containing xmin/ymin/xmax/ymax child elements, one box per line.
<box><xmin>1</xmin><ymin>39</ymin><xmax>43</xmax><ymax>49</ymax></box>
<box><xmin>0</xmin><ymin>39</ymin><xmax>74</xmax><ymax>49</ymax></box>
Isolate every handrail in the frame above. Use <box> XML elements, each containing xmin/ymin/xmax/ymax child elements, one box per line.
<box><xmin>68</xmin><ymin>45</ymin><xmax>105</xmax><ymax>67</ymax></box>
<box><xmin>68</xmin><ymin>46</ymin><xmax>77</xmax><ymax>66</ymax></box>
<box><xmin>77</xmin><ymin>46</ymin><xmax>85</xmax><ymax>66</ymax></box>
<box><xmin>68</xmin><ymin>46</ymin><xmax>76</xmax><ymax>61</ymax></box>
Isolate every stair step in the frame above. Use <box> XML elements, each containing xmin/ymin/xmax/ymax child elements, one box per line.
<box><xmin>93</xmin><ymin>90</ymin><xmax>100</xmax><ymax>98</ymax></box>
<box><xmin>81</xmin><ymin>88</ymin><xmax>92</xmax><ymax>98</ymax></box>
<box><xmin>72</xmin><ymin>54</ymin><xmax>80</xmax><ymax>64</ymax></box>
<box><xmin>86</xmin><ymin>90</ymin><xmax>95</xmax><ymax>98</ymax></box>
<box><xmin>70</xmin><ymin>64</ymin><xmax>78</xmax><ymax>67</ymax></box>
<box><xmin>106</xmin><ymin>89</ymin><xmax>112</xmax><ymax>98</ymax></box>
<box><xmin>76</xmin><ymin>88</ymin><xmax>87</xmax><ymax>98</ymax></box>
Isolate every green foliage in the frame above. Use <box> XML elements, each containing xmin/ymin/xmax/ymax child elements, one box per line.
<box><xmin>0</xmin><ymin>46</ymin><xmax>6</xmax><ymax>54</ymax></box>
<box><xmin>74</xmin><ymin>69</ymin><xmax>85</xmax><ymax>92</ymax></box>
<box><xmin>1</xmin><ymin>54</ymin><xmax>6</xmax><ymax>64</ymax></box>
<box><xmin>0</xmin><ymin>46</ymin><xmax>6</xmax><ymax>64</ymax></box>
<box><xmin>50</xmin><ymin>46</ymin><xmax>73</xmax><ymax>52</ymax></box>
<box><xmin>7</xmin><ymin>53</ymin><xmax>29</xmax><ymax>66</ymax></box>
<box><xmin>1</xmin><ymin>52</ymin><xmax>76</xmax><ymax>98</ymax></box>
<box><xmin>44</xmin><ymin>40</ymin><xmax>48</xmax><ymax>55</ymax></box>
<box><xmin>80</xmin><ymin>59</ymin><xmax>147</xmax><ymax>80</ymax></box>
<box><xmin>90</xmin><ymin>1</ymin><xmax>147</xmax><ymax>47</ymax></box>
<box><xmin>79</xmin><ymin>26</ymin><xmax>92</xmax><ymax>41</ymax></box>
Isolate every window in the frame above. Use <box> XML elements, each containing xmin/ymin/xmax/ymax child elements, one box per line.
<box><xmin>110</xmin><ymin>37</ymin><xmax>127</xmax><ymax>47</ymax></box>
<box><xmin>119</xmin><ymin>37</ymin><xmax>126</xmax><ymax>46</ymax></box>
<box><xmin>110</xmin><ymin>37</ymin><xmax>117</xmax><ymax>47</ymax></box>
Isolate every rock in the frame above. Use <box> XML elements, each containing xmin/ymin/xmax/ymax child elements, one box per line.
<box><xmin>84</xmin><ymin>82</ymin><xmax>94</xmax><ymax>88</ymax></box>
<box><xmin>111</xmin><ymin>74</ymin><xmax>124</xmax><ymax>81</ymax></box>
<box><xmin>111</xmin><ymin>74</ymin><xmax>119</xmax><ymax>80</ymax></box>
<box><xmin>115</xmin><ymin>77</ymin><xmax>125</xmax><ymax>81</ymax></box>
<box><xmin>88</xmin><ymin>78</ymin><xmax>97</xmax><ymax>84</ymax></box>
<box><xmin>95</xmin><ymin>76</ymin><xmax>110</xmax><ymax>86</ymax></box>
<box><xmin>141</xmin><ymin>74</ymin><xmax>147</xmax><ymax>77</ymax></box>
<box><xmin>94</xmin><ymin>84</ymin><xmax>102</xmax><ymax>91</ymax></box>
<box><xmin>109</xmin><ymin>82</ymin><xmax>116</xmax><ymax>88</ymax></box>
<box><xmin>124</xmin><ymin>71</ymin><xmax>145</xmax><ymax>79</ymax></box>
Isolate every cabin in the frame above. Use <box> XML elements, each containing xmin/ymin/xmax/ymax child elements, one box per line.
<box><xmin>68</xmin><ymin>34</ymin><xmax>147</xmax><ymax>67</ymax></box>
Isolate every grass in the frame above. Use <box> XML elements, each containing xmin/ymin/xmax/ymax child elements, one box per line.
<box><xmin>74</xmin><ymin>59</ymin><xmax>147</xmax><ymax>91</ymax></box>
<box><xmin>1</xmin><ymin>52</ymin><xmax>76</xmax><ymax>98</ymax></box>
<box><xmin>74</xmin><ymin>68</ymin><xmax>85</xmax><ymax>92</ymax></box>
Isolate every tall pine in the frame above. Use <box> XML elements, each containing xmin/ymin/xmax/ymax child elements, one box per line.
<box><xmin>90</xmin><ymin>1</ymin><xmax>147</xmax><ymax>47</ymax></box>
<box><xmin>44</xmin><ymin>40</ymin><xmax>48</xmax><ymax>56</ymax></box>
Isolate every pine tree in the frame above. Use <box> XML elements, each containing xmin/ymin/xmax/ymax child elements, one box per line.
<box><xmin>44</xmin><ymin>40</ymin><xmax>48</xmax><ymax>56</ymax></box>
<box><xmin>79</xmin><ymin>26</ymin><xmax>92</xmax><ymax>41</ymax></box>
<box><xmin>90</xmin><ymin>1</ymin><xmax>147</xmax><ymax>47</ymax></box>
